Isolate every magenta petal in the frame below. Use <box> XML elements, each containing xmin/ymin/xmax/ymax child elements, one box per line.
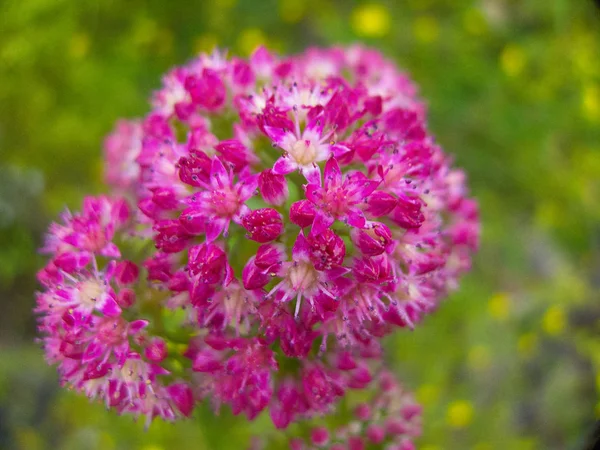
<box><xmin>101</xmin><ymin>242</ymin><xmax>121</xmax><ymax>258</ymax></box>
<box><xmin>82</xmin><ymin>342</ymin><xmax>101</xmax><ymax>363</ymax></box>
<box><xmin>273</xmin><ymin>157</ymin><xmax>296</xmax><ymax>175</ymax></box>
<box><xmin>259</xmin><ymin>169</ymin><xmax>288</xmax><ymax>206</ymax></box>
<box><xmin>167</xmin><ymin>383</ymin><xmax>195</xmax><ymax>417</ymax></box>
<box><xmin>347</xmin><ymin>209</ymin><xmax>366</xmax><ymax>228</ymax></box>
<box><xmin>99</xmin><ymin>297</ymin><xmax>121</xmax><ymax>317</ymax></box>
<box><xmin>292</xmin><ymin>232</ymin><xmax>310</xmax><ymax>258</ymax></box>
<box><xmin>311</xmin><ymin>210</ymin><xmax>334</xmax><ymax>236</ymax></box>
<box><xmin>237</xmin><ymin>174</ymin><xmax>259</xmax><ymax>200</ymax></box>
<box><xmin>304</xmin><ymin>165</ymin><xmax>321</xmax><ymax>185</ymax></box>
<box><xmin>205</xmin><ymin>219</ymin><xmax>226</xmax><ymax>241</ymax></box>
<box><xmin>128</xmin><ymin>319</ymin><xmax>149</xmax><ymax>334</ymax></box>
<box><xmin>263</xmin><ymin>125</ymin><xmax>288</xmax><ymax>144</ymax></box>
<box><xmin>210</xmin><ymin>157</ymin><xmax>229</xmax><ymax>188</ymax></box>
<box><xmin>193</xmin><ymin>352</ymin><xmax>223</xmax><ymax>372</ymax></box>
<box><xmin>324</xmin><ymin>157</ymin><xmax>342</xmax><ymax>189</ymax></box>
<box><xmin>326</xmin><ymin>266</ymin><xmax>350</xmax><ymax>280</ymax></box>
<box><xmin>301</xmin><ymin>164</ymin><xmax>321</xmax><ymax>184</ymax></box>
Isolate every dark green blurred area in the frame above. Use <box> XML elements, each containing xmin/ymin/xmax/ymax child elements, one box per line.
<box><xmin>1</xmin><ymin>0</ymin><xmax>600</xmax><ymax>449</ymax></box>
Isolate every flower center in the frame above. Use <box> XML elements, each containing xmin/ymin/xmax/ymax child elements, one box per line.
<box><xmin>209</xmin><ymin>187</ymin><xmax>240</xmax><ymax>217</ymax></box>
<box><xmin>323</xmin><ymin>188</ymin><xmax>350</xmax><ymax>217</ymax></box>
<box><xmin>97</xmin><ymin>316</ymin><xmax>128</xmax><ymax>345</ymax></box>
<box><xmin>289</xmin><ymin>139</ymin><xmax>318</xmax><ymax>166</ymax></box>
<box><xmin>286</xmin><ymin>261</ymin><xmax>319</xmax><ymax>293</ymax></box>
<box><xmin>120</xmin><ymin>358</ymin><xmax>148</xmax><ymax>383</ymax></box>
<box><xmin>78</xmin><ymin>280</ymin><xmax>104</xmax><ymax>309</ymax></box>
<box><xmin>222</xmin><ymin>284</ymin><xmax>247</xmax><ymax>323</ymax></box>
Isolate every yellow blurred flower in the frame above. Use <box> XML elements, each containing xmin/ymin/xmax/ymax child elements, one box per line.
<box><xmin>542</xmin><ymin>305</ymin><xmax>565</xmax><ymax>336</ymax></box>
<box><xmin>447</xmin><ymin>400</ymin><xmax>474</xmax><ymax>428</ymax></box>
<box><xmin>69</xmin><ymin>33</ymin><xmax>90</xmax><ymax>59</ymax></box>
<box><xmin>237</xmin><ymin>28</ymin><xmax>267</xmax><ymax>56</ymax></box>
<box><xmin>215</xmin><ymin>0</ymin><xmax>237</xmax><ymax>8</ymax></box>
<box><xmin>194</xmin><ymin>34</ymin><xmax>219</xmax><ymax>54</ymax></box>
<box><xmin>133</xmin><ymin>17</ymin><xmax>159</xmax><ymax>47</ymax></box>
<box><xmin>351</xmin><ymin>4</ymin><xmax>391</xmax><ymax>38</ymax></box>
<box><xmin>413</xmin><ymin>16</ymin><xmax>439</xmax><ymax>43</ymax></box>
<box><xmin>468</xmin><ymin>345</ymin><xmax>491</xmax><ymax>370</ymax></box>
<box><xmin>488</xmin><ymin>292</ymin><xmax>510</xmax><ymax>321</ymax></box>
<box><xmin>279</xmin><ymin>0</ymin><xmax>305</xmax><ymax>23</ymax></box>
<box><xmin>517</xmin><ymin>332</ymin><xmax>538</xmax><ymax>358</ymax></box>
<box><xmin>417</xmin><ymin>383</ymin><xmax>440</xmax><ymax>405</ymax></box>
<box><xmin>463</xmin><ymin>8</ymin><xmax>487</xmax><ymax>36</ymax></box>
<box><xmin>582</xmin><ymin>84</ymin><xmax>600</xmax><ymax>122</ymax></box>
<box><xmin>15</xmin><ymin>427</ymin><xmax>43</xmax><ymax>450</ymax></box>
<box><xmin>473</xmin><ymin>443</ymin><xmax>493</xmax><ymax>450</ymax></box>
<box><xmin>500</xmin><ymin>44</ymin><xmax>526</xmax><ymax>77</ymax></box>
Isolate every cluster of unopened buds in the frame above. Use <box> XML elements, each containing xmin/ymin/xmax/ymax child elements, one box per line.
<box><xmin>36</xmin><ymin>45</ymin><xmax>479</xmax><ymax>448</ymax></box>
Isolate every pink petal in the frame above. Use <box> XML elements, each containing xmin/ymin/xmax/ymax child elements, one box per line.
<box><xmin>347</xmin><ymin>209</ymin><xmax>366</xmax><ymax>228</ymax></box>
<box><xmin>273</xmin><ymin>156</ymin><xmax>297</xmax><ymax>175</ymax></box>
<box><xmin>166</xmin><ymin>383</ymin><xmax>195</xmax><ymax>417</ymax></box>
<box><xmin>99</xmin><ymin>297</ymin><xmax>121</xmax><ymax>317</ymax></box>
<box><xmin>324</xmin><ymin>157</ymin><xmax>342</xmax><ymax>190</ymax></box>
<box><xmin>292</xmin><ymin>232</ymin><xmax>310</xmax><ymax>259</ymax></box>
<box><xmin>325</xmin><ymin>266</ymin><xmax>350</xmax><ymax>280</ymax></box>
<box><xmin>301</xmin><ymin>164</ymin><xmax>321</xmax><ymax>184</ymax></box>
<box><xmin>237</xmin><ymin>174</ymin><xmax>259</xmax><ymax>200</ymax></box>
<box><xmin>210</xmin><ymin>157</ymin><xmax>229</xmax><ymax>188</ymax></box>
<box><xmin>311</xmin><ymin>210</ymin><xmax>334</xmax><ymax>236</ymax></box>
<box><xmin>205</xmin><ymin>218</ymin><xmax>227</xmax><ymax>242</ymax></box>
<box><xmin>128</xmin><ymin>319</ymin><xmax>149</xmax><ymax>334</ymax></box>
<box><xmin>263</xmin><ymin>125</ymin><xmax>288</xmax><ymax>145</ymax></box>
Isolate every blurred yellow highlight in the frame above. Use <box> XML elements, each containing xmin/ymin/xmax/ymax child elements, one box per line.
<box><xmin>195</xmin><ymin>34</ymin><xmax>219</xmax><ymax>54</ymax></box>
<box><xmin>468</xmin><ymin>345</ymin><xmax>491</xmax><ymax>370</ymax></box>
<box><xmin>417</xmin><ymin>384</ymin><xmax>440</xmax><ymax>405</ymax></box>
<box><xmin>238</xmin><ymin>28</ymin><xmax>267</xmax><ymax>56</ymax></box>
<box><xmin>215</xmin><ymin>0</ymin><xmax>237</xmax><ymax>8</ymax></box>
<box><xmin>15</xmin><ymin>427</ymin><xmax>43</xmax><ymax>450</ymax></box>
<box><xmin>473</xmin><ymin>443</ymin><xmax>493</xmax><ymax>450</ymax></box>
<box><xmin>518</xmin><ymin>333</ymin><xmax>538</xmax><ymax>358</ymax></box>
<box><xmin>500</xmin><ymin>44</ymin><xmax>526</xmax><ymax>77</ymax></box>
<box><xmin>413</xmin><ymin>16</ymin><xmax>440</xmax><ymax>43</ymax></box>
<box><xmin>69</xmin><ymin>33</ymin><xmax>90</xmax><ymax>59</ymax></box>
<box><xmin>582</xmin><ymin>84</ymin><xmax>600</xmax><ymax>122</ymax></box>
<box><xmin>542</xmin><ymin>305</ymin><xmax>565</xmax><ymax>336</ymax></box>
<box><xmin>133</xmin><ymin>17</ymin><xmax>159</xmax><ymax>47</ymax></box>
<box><xmin>351</xmin><ymin>4</ymin><xmax>391</xmax><ymax>38</ymax></box>
<box><xmin>488</xmin><ymin>292</ymin><xmax>510</xmax><ymax>321</ymax></box>
<box><xmin>447</xmin><ymin>400</ymin><xmax>474</xmax><ymax>428</ymax></box>
<box><xmin>279</xmin><ymin>0</ymin><xmax>305</xmax><ymax>23</ymax></box>
<box><xmin>463</xmin><ymin>8</ymin><xmax>487</xmax><ymax>36</ymax></box>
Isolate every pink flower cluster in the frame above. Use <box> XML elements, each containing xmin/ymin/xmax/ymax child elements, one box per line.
<box><xmin>286</xmin><ymin>370</ymin><xmax>422</xmax><ymax>450</ymax></box>
<box><xmin>37</xmin><ymin>46</ymin><xmax>479</xmax><ymax>439</ymax></box>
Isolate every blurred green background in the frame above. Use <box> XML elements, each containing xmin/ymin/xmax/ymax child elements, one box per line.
<box><xmin>1</xmin><ymin>0</ymin><xmax>600</xmax><ymax>449</ymax></box>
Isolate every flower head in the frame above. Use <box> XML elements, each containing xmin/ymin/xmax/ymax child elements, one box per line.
<box><xmin>37</xmin><ymin>45</ymin><xmax>478</xmax><ymax>434</ymax></box>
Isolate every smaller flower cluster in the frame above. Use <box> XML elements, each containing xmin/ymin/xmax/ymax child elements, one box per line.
<box><xmin>36</xmin><ymin>196</ymin><xmax>193</xmax><ymax>425</ymax></box>
<box><xmin>284</xmin><ymin>370</ymin><xmax>422</xmax><ymax>450</ymax></box>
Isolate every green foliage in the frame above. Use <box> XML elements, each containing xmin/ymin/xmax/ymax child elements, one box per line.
<box><xmin>1</xmin><ymin>0</ymin><xmax>599</xmax><ymax>448</ymax></box>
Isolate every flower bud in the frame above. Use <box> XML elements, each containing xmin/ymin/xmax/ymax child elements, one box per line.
<box><xmin>145</xmin><ymin>338</ymin><xmax>168</xmax><ymax>362</ymax></box>
<box><xmin>258</xmin><ymin>169</ymin><xmax>288</xmax><ymax>206</ymax></box>
<box><xmin>114</xmin><ymin>260</ymin><xmax>139</xmax><ymax>285</ymax></box>
<box><xmin>366</xmin><ymin>191</ymin><xmax>398</xmax><ymax>217</ymax></box>
<box><xmin>242</xmin><ymin>208</ymin><xmax>284</xmax><ymax>243</ymax></box>
<box><xmin>289</xmin><ymin>200</ymin><xmax>316</xmax><ymax>228</ymax></box>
